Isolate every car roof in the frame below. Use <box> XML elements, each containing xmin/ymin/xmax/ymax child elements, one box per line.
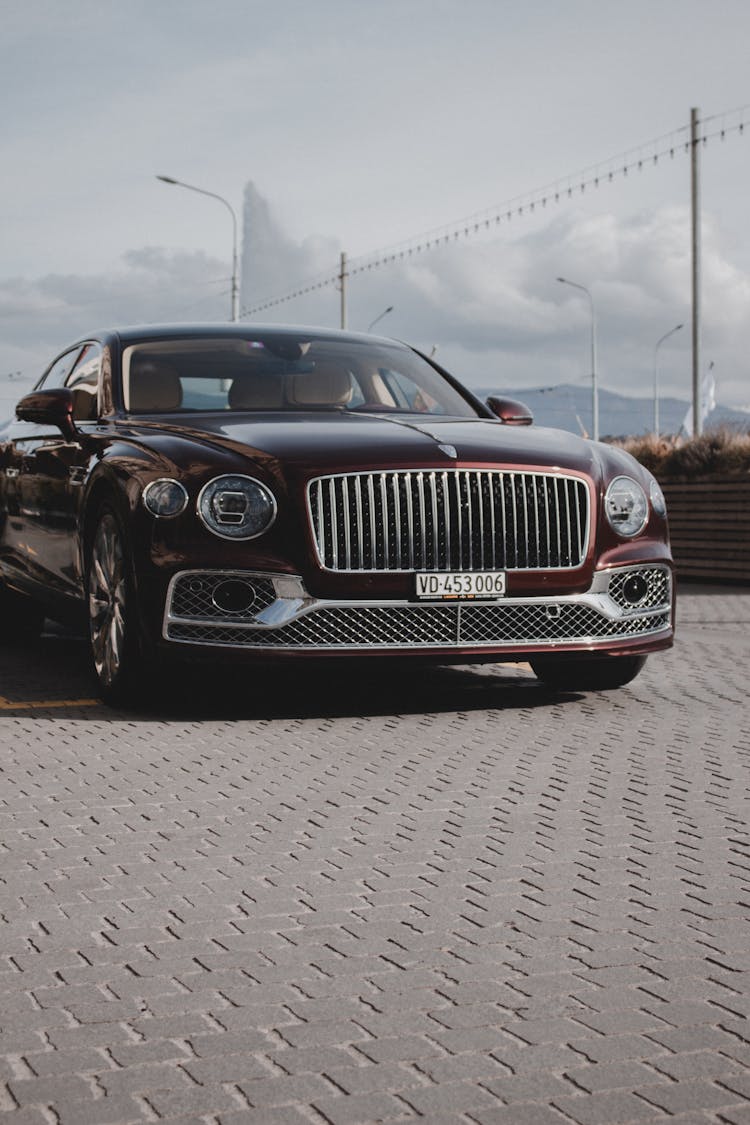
<box><xmin>94</xmin><ymin>323</ymin><xmax>404</xmax><ymax>348</ymax></box>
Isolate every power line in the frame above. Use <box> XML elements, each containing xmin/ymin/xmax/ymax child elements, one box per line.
<box><xmin>239</xmin><ymin>103</ymin><xmax>749</xmax><ymax>320</ymax></box>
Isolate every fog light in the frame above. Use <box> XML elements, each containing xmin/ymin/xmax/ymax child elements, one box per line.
<box><xmin>212</xmin><ymin>579</ymin><xmax>257</xmax><ymax>613</ymax></box>
<box><xmin>622</xmin><ymin>573</ymin><xmax>649</xmax><ymax>604</ymax></box>
<box><xmin>143</xmin><ymin>478</ymin><xmax>188</xmax><ymax>518</ymax></box>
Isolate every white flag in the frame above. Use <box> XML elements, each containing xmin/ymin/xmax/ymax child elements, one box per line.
<box><xmin>681</xmin><ymin>365</ymin><xmax>716</xmax><ymax>434</ymax></box>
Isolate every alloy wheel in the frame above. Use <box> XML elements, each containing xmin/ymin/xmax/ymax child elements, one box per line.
<box><xmin>88</xmin><ymin>513</ymin><xmax>127</xmax><ymax>688</ymax></box>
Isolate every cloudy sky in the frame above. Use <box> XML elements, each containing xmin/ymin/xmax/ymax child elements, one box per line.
<box><xmin>2</xmin><ymin>0</ymin><xmax>750</xmax><ymax>420</ymax></box>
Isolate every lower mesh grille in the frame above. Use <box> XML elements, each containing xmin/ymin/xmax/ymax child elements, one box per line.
<box><xmin>167</xmin><ymin>603</ymin><xmax>670</xmax><ymax>650</ymax></box>
<box><xmin>169</xmin><ymin>572</ymin><xmax>277</xmax><ymax>619</ymax></box>
<box><xmin>607</xmin><ymin>566</ymin><xmax>670</xmax><ymax>611</ymax></box>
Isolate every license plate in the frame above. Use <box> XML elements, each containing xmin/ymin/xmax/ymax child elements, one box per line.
<box><xmin>415</xmin><ymin>571</ymin><xmax>506</xmax><ymax>600</ymax></box>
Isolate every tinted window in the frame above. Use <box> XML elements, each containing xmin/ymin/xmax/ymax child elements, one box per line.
<box><xmin>39</xmin><ymin>347</ymin><xmax>83</xmax><ymax>389</ymax></box>
<box><xmin>121</xmin><ymin>336</ymin><xmax>478</xmax><ymax>418</ymax></box>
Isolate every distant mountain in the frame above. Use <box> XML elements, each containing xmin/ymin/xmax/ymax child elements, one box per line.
<box><xmin>472</xmin><ymin>383</ymin><xmax>750</xmax><ymax>439</ymax></box>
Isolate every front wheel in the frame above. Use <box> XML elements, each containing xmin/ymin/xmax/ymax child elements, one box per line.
<box><xmin>530</xmin><ymin>653</ymin><xmax>647</xmax><ymax>691</ymax></box>
<box><xmin>87</xmin><ymin>507</ymin><xmax>151</xmax><ymax>705</ymax></box>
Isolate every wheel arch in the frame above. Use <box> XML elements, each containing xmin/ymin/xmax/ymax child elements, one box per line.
<box><xmin>81</xmin><ymin>471</ymin><xmax>133</xmax><ymax>569</ymax></box>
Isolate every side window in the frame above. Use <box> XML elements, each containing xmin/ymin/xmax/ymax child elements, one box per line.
<box><xmin>65</xmin><ymin>343</ymin><xmax>102</xmax><ymax>421</ymax></box>
<box><xmin>38</xmin><ymin>347</ymin><xmax>83</xmax><ymax>390</ymax></box>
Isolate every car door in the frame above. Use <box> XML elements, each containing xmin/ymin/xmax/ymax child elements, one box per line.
<box><xmin>4</xmin><ymin>344</ymin><xmax>101</xmax><ymax>598</ymax></box>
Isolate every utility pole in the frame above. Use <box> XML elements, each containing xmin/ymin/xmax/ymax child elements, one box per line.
<box><xmin>690</xmin><ymin>108</ymin><xmax>702</xmax><ymax>438</ymax></box>
<box><xmin>339</xmin><ymin>252</ymin><xmax>348</xmax><ymax>329</ymax></box>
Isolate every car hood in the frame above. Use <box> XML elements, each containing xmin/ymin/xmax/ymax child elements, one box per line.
<box><xmin>124</xmin><ymin>412</ymin><xmax>601</xmax><ymax>478</ymax></box>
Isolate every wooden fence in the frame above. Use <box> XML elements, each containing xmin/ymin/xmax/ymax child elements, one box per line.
<box><xmin>661</xmin><ymin>477</ymin><xmax>750</xmax><ymax>583</ymax></box>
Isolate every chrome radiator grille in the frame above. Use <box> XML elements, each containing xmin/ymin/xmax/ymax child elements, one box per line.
<box><xmin>308</xmin><ymin>469</ymin><xmax>589</xmax><ymax>572</ymax></box>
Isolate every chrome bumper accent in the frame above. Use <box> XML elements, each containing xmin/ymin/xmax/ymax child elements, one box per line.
<box><xmin>163</xmin><ymin>565</ymin><xmax>672</xmax><ymax>652</ymax></box>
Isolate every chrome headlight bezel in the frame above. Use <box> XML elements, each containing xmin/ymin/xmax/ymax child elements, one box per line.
<box><xmin>197</xmin><ymin>474</ymin><xmax>277</xmax><ymax>541</ymax></box>
<box><xmin>604</xmin><ymin>475</ymin><xmax>649</xmax><ymax>538</ymax></box>
<box><xmin>142</xmin><ymin>478</ymin><xmax>189</xmax><ymax>519</ymax></box>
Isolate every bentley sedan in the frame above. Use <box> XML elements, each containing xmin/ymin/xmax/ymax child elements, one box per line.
<box><xmin>0</xmin><ymin>324</ymin><xmax>674</xmax><ymax>704</ymax></box>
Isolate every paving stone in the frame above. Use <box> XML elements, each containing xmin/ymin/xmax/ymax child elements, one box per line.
<box><xmin>182</xmin><ymin>1055</ymin><xmax>272</xmax><ymax>1085</ymax></box>
<box><xmin>482</xmin><ymin>1072</ymin><xmax>574</xmax><ymax>1101</ymax></box>
<box><xmin>311</xmin><ymin>1091</ymin><xmax>413</xmax><ymax>1123</ymax></box>
<box><xmin>563</xmin><ymin>1060</ymin><xmax>667</xmax><ymax>1093</ymax></box>
<box><xmin>472</xmin><ymin>1106</ymin><xmax>571</xmax><ymax>1125</ymax></box>
<box><xmin>355</xmin><ymin>1034</ymin><xmax>445</xmax><ymax>1064</ymax></box>
<box><xmin>638</xmin><ymin>1078</ymin><xmax>747</xmax><ymax>1113</ymax></box>
<box><xmin>650</xmin><ymin>1049</ymin><xmax>744</xmax><ymax>1081</ymax></box>
<box><xmin>0</xmin><ymin>1111</ymin><xmax>51</xmax><ymax>1125</ymax></box>
<box><xmin>24</xmin><ymin>1048</ymin><xmax>109</xmax><ymax>1077</ymax></box>
<box><xmin>238</xmin><ymin>1074</ymin><xmax>334</xmax><ymax>1107</ymax></box>
<box><xmin>219</xmin><ymin>1109</ymin><xmax>313</xmax><ymax>1125</ymax></box>
<box><xmin>145</xmin><ymin>1086</ymin><xmax>240</xmax><ymax>1117</ymax></box>
<box><xmin>718</xmin><ymin>1108</ymin><xmax>750</xmax><ymax>1125</ymax></box>
<box><xmin>323</xmin><ymin>1062</ymin><xmax>423</xmax><ymax>1095</ymax></box>
<box><xmin>401</xmin><ymin>1079</ymin><xmax>498</xmax><ymax>1114</ymax></box>
<box><xmin>552</xmin><ymin>1090</ymin><xmax>665</xmax><ymax>1123</ymax></box>
<box><xmin>54</xmin><ymin>1096</ymin><xmax>149</xmax><ymax>1125</ymax></box>
<box><xmin>98</xmin><ymin>1061</ymin><xmax>193</xmax><ymax>1097</ymax></box>
<box><xmin>7</xmin><ymin>1074</ymin><xmax>93</xmax><ymax>1107</ymax></box>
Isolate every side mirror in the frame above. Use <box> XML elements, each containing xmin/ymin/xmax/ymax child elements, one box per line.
<box><xmin>16</xmin><ymin>388</ymin><xmax>78</xmax><ymax>442</ymax></box>
<box><xmin>486</xmin><ymin>395</ymin><xmax>534</xmax><ymax>425</ymax></box>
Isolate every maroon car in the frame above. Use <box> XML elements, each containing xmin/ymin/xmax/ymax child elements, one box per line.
<box><xmin>0</xmin><ymin>324</ymin><xmax>674</xmax><ymax>703</ymax></box>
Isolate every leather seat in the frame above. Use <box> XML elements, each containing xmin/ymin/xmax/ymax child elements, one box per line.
<box><xmin>228</xmin><ymin>374</ymin><xmax>285</xmax><ymax>410</ymax></box>
<box><xmin>129</xmin><ymin>363</ymin><xmax>183</xmax><ymax>412</ymax></box>
<box><xmin>287</xmin><ymin>364</ymin><xmax>353</xmax><ymax>408</ymax></box>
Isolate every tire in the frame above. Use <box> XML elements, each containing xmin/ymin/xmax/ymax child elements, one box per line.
<box><xmin>0</xmin><ymin>582</ymin><xmax>45</xmax><ymax>644</ymax></box>
<box><xmin>530</xmin><ymin>653</ymin><xmax>647</xmax><ymax>691</ymax></box>
<box><xmin>87</xmin><ymin>506</ymin><xmax>151</xmax><ymax>706</ymax></box>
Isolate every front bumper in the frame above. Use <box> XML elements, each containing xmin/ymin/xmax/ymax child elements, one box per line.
<box><xmin>162</xmin><ymin>563</ymin><xmax>673</xmax><ymax>657</ymax></box>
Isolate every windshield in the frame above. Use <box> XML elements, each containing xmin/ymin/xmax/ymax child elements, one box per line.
<box><xmin>121</xmin><ymin>335</ymin><xmax>478</xmax><ymax>418</ymax></box>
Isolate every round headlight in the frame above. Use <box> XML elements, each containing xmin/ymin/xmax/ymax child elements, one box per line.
<box><xmin>604</xmin><ymin>476</ymin><xmax>648</xmax><ymax>538</ymax></box>
<box><xmin>198</xmin><ymin>475</ymin><xmax>277</xmax><ymax>540</ymax></box>
<box><xmin>143</xmin><ymin>478</ymin><xmax>189</xmax><ymax>518</ymax></box>
<box><xmin>650</xmin><ymin>477</ymin><xmax>667</xmax><ymax>518</ymax></box>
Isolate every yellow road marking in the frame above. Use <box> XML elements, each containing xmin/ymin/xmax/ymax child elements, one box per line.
<box><xmin>0</xmin><ymin>696</ymin><xmax>100</xmax><ymax>710</ymax></box>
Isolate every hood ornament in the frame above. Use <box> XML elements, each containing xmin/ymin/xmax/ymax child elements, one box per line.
<box><xmin>438</xmin><ymin>443</ymin><xmax>458</xmax><ymax>459</ymax></box>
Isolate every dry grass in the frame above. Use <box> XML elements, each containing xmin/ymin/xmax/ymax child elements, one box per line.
<box><xmin>614</xmin><ymin>426</ymin><xmax>750</xmax><ymax>479</ymax></box>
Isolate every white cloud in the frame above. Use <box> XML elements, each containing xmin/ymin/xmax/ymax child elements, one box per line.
<box><xmin>0</xmin><ymin>247</ymin><xmax>230</xmax><ymax>404</ymax></box>
<box><xmin>239</xmin><ymin>189</ymin><xmax>750</xmax><ymax>408</ymax></box>
<box><xmin>2</xmin><ymin>185</ymin><xmax>749</xmax><ymax>420</ymax></box>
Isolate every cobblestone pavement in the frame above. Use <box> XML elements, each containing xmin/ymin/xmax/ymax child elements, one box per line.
<box><xmin>1</xmin><ymin>584</ymin><xmax>749</xmax><ymax>1125</ymax></box>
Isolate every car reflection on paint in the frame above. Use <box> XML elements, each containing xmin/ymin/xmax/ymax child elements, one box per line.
<box><xmin>0</xmin><ymin>324</ymin><xmax>674</xmax><ymax>704</ymax></box>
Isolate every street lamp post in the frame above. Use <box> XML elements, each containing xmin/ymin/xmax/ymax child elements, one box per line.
<box><xmin>156</xmin><ymin>175</ymin><xmax>239</xmax><ymax>322</ymax></box>
<box><xmin>557</xmin><ymin>276</ymin><xmax>599</xmax><ymax>442</ymax></box>
<box><xmin>367</xmin><ymin>305</ymin><xmax>394</xmax><ymax>332</ymax></box>
<box><xmin>653</xmin><ymin>323</ymin><xmax>683</xmax><ymax>436</ymax></box>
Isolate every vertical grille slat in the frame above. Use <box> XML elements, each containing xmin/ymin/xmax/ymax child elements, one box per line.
<box><xmin>487</xmin><ymin>473</ymin><xmax>497</xmax><ymax>570</ymax></box>
<box><xmin>309</xmin><ymin>470</ymin><xmax>589</xmax><ymax>572</ymax></box>
<box><xmin>328</xmin><ymin>478</ymin><xmax>338</xmax><ymax>568</ymax></box>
